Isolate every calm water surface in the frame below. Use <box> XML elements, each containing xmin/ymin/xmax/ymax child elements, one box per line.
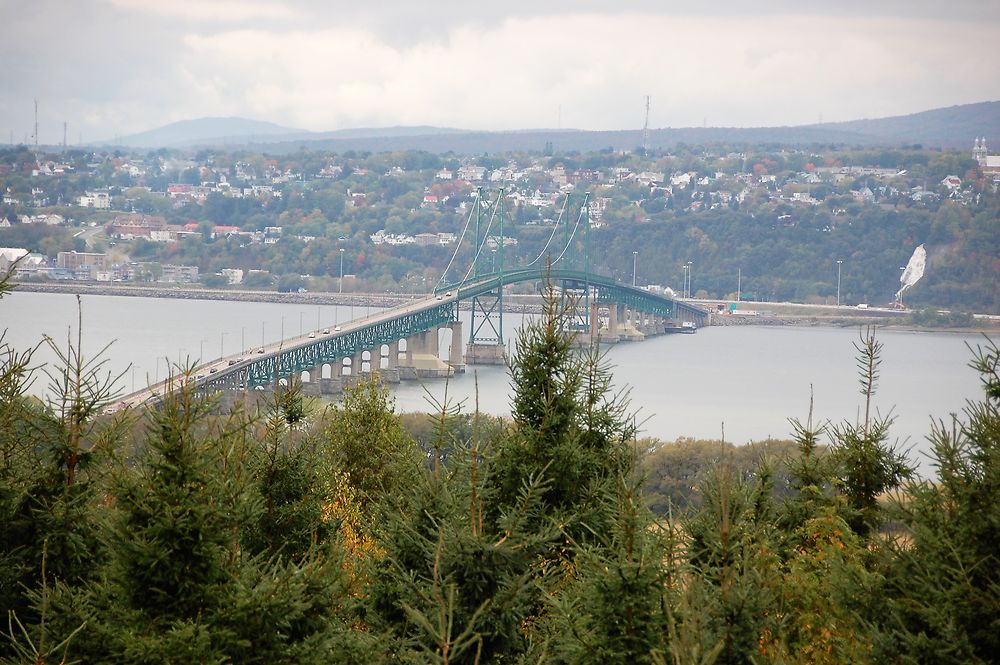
<box><xmin>3</xmin><ymin>291</ymin><xmax>989</xmax><ymax>472</ymax></box>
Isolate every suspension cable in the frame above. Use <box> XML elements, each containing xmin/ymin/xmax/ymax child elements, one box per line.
<box><xmin>460</xmin><ymin>190</ymin><xmax>502</xmax><ymax>283</ymax></box>
<box><xmin>524</xmin><ymin>194</ymin><xmax>569</xmax><ymax>268</ymax></box>
<box><xmin>550</xmin><ymin>202</ymin><xmax>587</xmax><ymax>266</ymax></box>
<box><xmin>435</xmin><ymin>195</ymin><xmax>478</xmax><ymax>289</ymax></box>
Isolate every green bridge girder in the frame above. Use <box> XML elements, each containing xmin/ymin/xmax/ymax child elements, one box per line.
<box><xmin>437</xmin><ymin>268</ymin><xmax>705</xmax><ymax>321</ymax></box>
<box><xmin>205</xmin><ymin>300</ymin><xmax>456</xmax><ymax>390</ymax></box>
<box><xmin>197</xmin><ymin>270</ymin><xmax>706</xmax><ymax>392</ymax></box>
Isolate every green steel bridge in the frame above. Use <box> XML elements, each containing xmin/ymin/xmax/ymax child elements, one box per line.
<box><xmin>118</xmin><ymin>190</ymin><xmax>708</xmax><ymax>403</ymax></box>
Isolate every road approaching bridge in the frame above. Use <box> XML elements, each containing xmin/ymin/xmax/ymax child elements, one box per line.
<box><xmin>111</xmin><ymin>269</ymin><xmax>708</xmax><ymax>411</ymax></box>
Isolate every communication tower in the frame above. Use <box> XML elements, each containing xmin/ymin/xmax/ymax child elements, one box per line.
<box><xmin>642</xmin><ymin>95</ymin><xmax>650</xmax><ymax>154</ymax></box>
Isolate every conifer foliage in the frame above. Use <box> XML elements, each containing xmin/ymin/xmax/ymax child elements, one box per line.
<box><xmin>2</xmin><ymin>269</ymin><xmax>999</xmax><ymax>664</ymax></box>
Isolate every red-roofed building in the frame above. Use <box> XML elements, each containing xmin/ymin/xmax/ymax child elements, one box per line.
<box><xmin>105</xmin><ymin>214</ymin><xmax>167</xmax><ymax>240</ymax></box>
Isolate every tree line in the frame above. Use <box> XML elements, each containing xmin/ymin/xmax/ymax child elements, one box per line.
<box><xmin>1</xmin><ymin>261</ymin><xmax>999</xmax><ymax>663</ymax></box>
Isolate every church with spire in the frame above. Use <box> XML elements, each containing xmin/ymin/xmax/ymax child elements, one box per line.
<box><xmin>973</xmin><ymin>137</ymin><xmax>1000</xmax><ymax>177</ymax></box>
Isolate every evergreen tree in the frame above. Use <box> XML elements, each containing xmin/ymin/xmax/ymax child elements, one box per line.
<box><xmin>488</xmin><ymin>285</ymin><xmax>635</xmax><ymax>543</ymax></box>
<box><xmin>366</xmin><ymin>390</ymin><xmax>548</xmax><ymax>663</ymax></box>
<box><xmin>684</xmin><ymin>451</ymin><xmax>782</xmax><ymax>665</ymax></box>
<box><xmin>1</xmin><ymin>297</ymin><xmax>121</xmax><ymax>659</ymax></box>
<box><xmin>877</xmin><ymin>340</ymin><xmax>1000</xmax><ymax>663</ymax></box>
<box><xmin>323</xmin><ymin>377</ymin><xmax>421</xmax><ymax>510</ymax></box>
<box><xmin>541</xmin><ymin>476</ymin><xmax>673</xmax><ymax>664</ymax></box>
<box><xmin>47</xmin><ymin>381</ymin><xmax>368</xmax><ymax>663</ymax></box>
<box><xmin>242</xmin><ymin>382</ymin><xmax>335</xmax><ymax>561</ymax></box>
<box><xmin>830</xmin><ymin>328</ymin><xmax>910</xmax><ymax>538</ymax></box>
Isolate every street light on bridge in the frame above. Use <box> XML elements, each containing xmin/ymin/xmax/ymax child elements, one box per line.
<box><xmin>339</xmin><ymin>248</ymin><xmax>346</xmax><ymax>294</ymax></box>
<box><xmin>836</xmin><ymin>259</ymin><xmax>843</xmax><ymax>306</ymax></box>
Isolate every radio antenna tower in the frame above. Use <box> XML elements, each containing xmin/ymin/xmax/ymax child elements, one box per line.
<box><xmin>642</xmin><ymin>95</ymin><xmax>650</xmax><ymax>154</ymax></box>
<box><xmin>63</xmin><ymin>121</ymin><xmax>67</xmax><ymax>153</ymax></box>
<box><xmin>33</xmin><ymin>99</ymin><xmax>39</xmax><ymax>148</ymax></box>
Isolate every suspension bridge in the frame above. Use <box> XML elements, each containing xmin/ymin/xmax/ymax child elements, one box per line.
<box><xmin>116</xmin><ymin>189</ymin><xmax>708</xmax><ymax>406</ymax></box>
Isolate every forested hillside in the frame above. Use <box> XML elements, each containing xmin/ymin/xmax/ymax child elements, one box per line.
<box><xmin>2</xmin><ymin>266</ymin><xmax>998</xmax><ymax>663</ymax></box>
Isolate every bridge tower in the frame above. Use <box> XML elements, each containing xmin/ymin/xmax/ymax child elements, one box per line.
<box><xmin>555</xmin><ymin>192</ymin><xmax>593</xmax><ymax>334</ymax></box>
<box><xmin>466</xmin><ymin>187</ymin><xmax>507</xmax><ymax>365</ymax></box>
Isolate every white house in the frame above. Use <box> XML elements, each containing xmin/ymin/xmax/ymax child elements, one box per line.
<box><xmin>78</xmin><ymin>191</ymin><xmax>110</xmax><ymax>209</ymax></box>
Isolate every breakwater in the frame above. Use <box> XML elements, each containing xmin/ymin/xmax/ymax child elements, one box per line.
<box><xmin>10</xmin><ymin>281</ymin><xmax>548</xmax><ymax>314</ymax></box>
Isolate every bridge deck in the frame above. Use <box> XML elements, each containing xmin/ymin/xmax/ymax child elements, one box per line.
<box><xmin>110</xmin><ymin>272</ymin><xmax>707</xmax><ymax>410</ymax></box>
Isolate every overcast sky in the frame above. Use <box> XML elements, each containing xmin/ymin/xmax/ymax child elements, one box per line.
<box><xmin>3</xmin><ymin>0</ymin><xmax>999</xmax><ymax>144</ymax></box>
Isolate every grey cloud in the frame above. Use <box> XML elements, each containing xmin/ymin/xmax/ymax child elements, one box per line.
<box><xmin>1</xmin><ymin>0</ymin><xmax>998</xmax><ymax>142</ymax></box>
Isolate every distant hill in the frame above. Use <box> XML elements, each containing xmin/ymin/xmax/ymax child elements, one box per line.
<box><xmin>110</xmin><ymin>117</ymin><xmax>306</xmax><ymax>148</ymax></box>
<box><xmin>107</xmin><ymin>101</ymin><xmax>999</xmax><ymax>153</ymax></box>
<box><xmin>257</xmin><ymin>101</ymin><xmax>999</xmax><ymax>155</ymax></box>
<box><xmin>805</xmin><ymin>101</ymin><xmax>1000</xmax><ymax>147</ymax></box>
<box><xmin>108</xmin><ymin>119</ymin><xmax>463</xmax><ymax>149</ymax></box>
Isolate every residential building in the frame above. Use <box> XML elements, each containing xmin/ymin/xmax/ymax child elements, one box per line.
<box><xmin>457</xmin><ymin>165</ymin><xmax>486</xmax><ymax>182</ymax></box>
<box><xmin>57</xmin><ymin>251</ymin><xmax>108</xmax><ymax>272</ymax></box>
<box><xmin>106</xmin><ymin>214</ymin><xmax>167</xmax><ymax>239</ymax></box>
<box><xmin>159</xmin><ymin>264</ymin><xmax>199</xmax><ymax>284</ymax></box>
<box><xmin>415</xmin><ymin>233</ymin><xmax>440</xmax><ymax>246</ymax></box>
<box><xmin>0</xmin><ymin>247</ymin><xmax>30</xmax><ymax>272</ymax></box>
<box><xmin>78</xmin><ymin>190</ymin><xmax>110</xmax><ymax>209</ymax></box>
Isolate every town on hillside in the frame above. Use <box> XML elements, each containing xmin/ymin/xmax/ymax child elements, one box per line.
<box><xmin>1</xmin><ymin>139</ymin><xmax>998</xmax><ymax>313</ymax></box>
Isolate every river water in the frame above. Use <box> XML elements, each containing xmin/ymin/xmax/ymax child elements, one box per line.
<box><xmin>3</xmin><ymin>291</ymin><xmax>990</xmax><ymax>472</ymax></box>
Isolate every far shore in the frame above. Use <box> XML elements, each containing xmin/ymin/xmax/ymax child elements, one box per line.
<box><xmin>10</xmin><ymin>280</ymin><xmax>1000</xmax><ymax>334</ymax></box>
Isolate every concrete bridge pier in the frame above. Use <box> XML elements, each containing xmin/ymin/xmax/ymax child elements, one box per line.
<box><xmin>400</xmin><ymin>328</ymin><xmax>453</xmax><ymax>377</ymax></box>
<box><xmin>398</xmin><ymin>333</ymin><xmax>419</xmax><ymax>380</ymax></box>
<box><xmin>646</xmin><ymin>315</ymin><xmax>661</xmax><ymax>336</ymax></box>
<box><xmin>318</xmin><ymin>377</ymin><xmax>341</xmax><ymax>395</ymax></box>
<box><xmin>466</xmin><ymin>342</ymin><xmax>505</xmax><ymax>365</ymax></box>
<box><xmin>620</xmin><ymin>307</ymin><xmax>644</xmax><ymax>342</ymax></box>
<box><xmin>607</xmin><ymin>304</ymin><xmax>621</xmax><ymax>341</ymax></box>
<box><xmin>216</xmin><ymin>389</ymin><xmax>245</xmax><ymax>412</ymax></box>
<box><xmin>447</xmin><ymin>321</ymin><xmax>466</xmax><ymax>373</ymax></box>
<box><xmin>379</xmin><ymin>341</ymin><xmax>401</xmax><ymax>383</ymax></box>
<box><xmin>301</xmin><ymin>374</ymin><xmax>322</xmax><ymax>396</ymax></box>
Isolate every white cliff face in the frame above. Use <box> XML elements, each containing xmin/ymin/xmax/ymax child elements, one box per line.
<box><xmin>896</xmin><ymin>244</ymin><xmax>927</xmax><ymax>301</ymax></box>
